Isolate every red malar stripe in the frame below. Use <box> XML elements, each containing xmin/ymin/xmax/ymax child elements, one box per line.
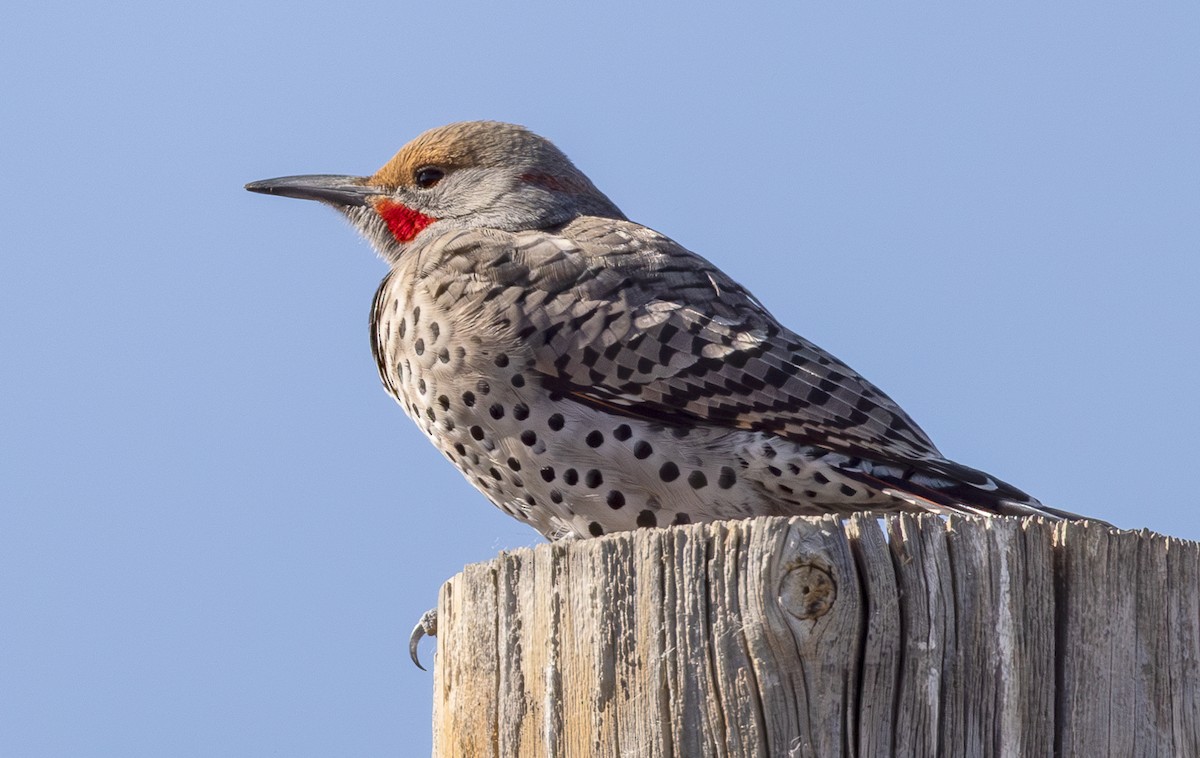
<box><xmin>375</xmin><ymin>199</ymin><xmax>436</xmax><ymax>243</ymax></box>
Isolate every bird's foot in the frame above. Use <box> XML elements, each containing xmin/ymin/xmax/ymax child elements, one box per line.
<box><xmin>408</xmin><ymin>608</ymin><xmax>438</xmax><ymax>671</ymax></box>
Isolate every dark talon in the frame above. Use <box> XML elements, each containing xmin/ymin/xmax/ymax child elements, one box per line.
<box><xmin>408</xmin><ymin>608</ymin><xmax>438</xmax><ymax>670</ymax></box>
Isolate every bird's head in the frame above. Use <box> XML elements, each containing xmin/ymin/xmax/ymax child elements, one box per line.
<box><xmin>246</xmin><ymin>121</ymin><xmax>625</xmax><ymax>262</ymax></box>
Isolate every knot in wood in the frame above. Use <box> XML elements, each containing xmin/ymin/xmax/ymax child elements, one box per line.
<box><xmin>778</xmin><ymin>562</ymin><xmax>836</xmax><ymax>620</ymax></box>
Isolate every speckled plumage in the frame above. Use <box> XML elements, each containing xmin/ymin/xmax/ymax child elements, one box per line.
<box><xmin>249</xmin><ymin>121</ymin><xmax>1083</xmax><ymax>541</ymax></box>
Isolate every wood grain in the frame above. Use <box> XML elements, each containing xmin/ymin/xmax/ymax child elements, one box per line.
<box><xmin>431</xmin><ymin>515</ymin><xmax>1198</xmax><ymax>757</ymax></box>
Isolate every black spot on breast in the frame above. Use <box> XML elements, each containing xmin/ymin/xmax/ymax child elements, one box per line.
<box><xmin>540</xmin><ymin>466</ymin><xmax>555</xmax><ymax>482</ymax></box>
<box><xmin>462</xmin><ymin>391</ymin><xmax>476</xmax><ymax>407</ymax></box>
<box><xmin>613</xmin><ymin>424</ymin><xmax>632</xmax><ymax>441</ymax></box>
<box><xmin>520</xmin><ymin>430</ymin><xmax>537</xmax><ymax>446</ymax></box>
<box><xmin>548</xmin><ymin>413</ymin><xmax>565</xmax><ymax>431</ymax></box>
<box><xmin>633</xmin><ymin>441</ymin><xmax>653</xmax><ymax>459</ymax></box>
<box><xmin>489</xmin><ymin>404</ymin><xmax>505</xmax><ymax>419</ymax></box>
<box><xmin>477</xmin><ymin>379</ymin><xmax>490</xmax><ymax>395</ymax></box>
<box><xmin>507</xmin><ymin>457</ymin><xmax>521</xmax><ymax>471</ymax></box>
<box><xmin>494</xmin><ymin>353</ymin><xmax>509</xmax><ymax>367</ymax></box>
<box><xmin>563</xmin><ymin>468</ymin><xmax>579</xmax><ymax>486</ymax></box>
<box><xmin>512</xmin><ymin>403</ymin><xmax>529</xmax><ymax>421</ymax></box>
<box><xmin>659</xmin><ymin>462</ymin><xmax>680</xmax><ymax>482</ymax></box>
<box><xmin>606</xmin><ymin>490</ymin><xmax>625</xmax><ymax>509</ymax></box>
<box><xmin>637</xmin><ymin>510</ymin><xmax>657</xmax><ymax>527</ymax></box>
<box><xmin>511</xmin><ymin>374</ymin><xmax>526</xmax><ymax>388</ymax></box>
<box><xmin>413</xmin><ymin>338</ymin><xmax>425</xmax><ymax>356</ymax></box>
<box><xmin>718</xmin><ymin>466</ymin><xmax>737</xmax><ymax>489</ymax></box>
<box><xmin>839</xmin><ymin>484</ymin><xmax>857</xmax><ymax>497</ymax></box>
<box><xmin>470</xmin><ymin>426</ymin><xmax>485</xmax><ymax>441</ymax></box>
<box><xmin>585</xmin><ymin>431</ymin><xmax>604</xmax><ymax>448</ymax></box>
<box><xmin>584</xmin><ymin>469</ymin><xmax>603</xmax><ymax>488</ymax></box>
<box><xmin>589</xmin><ymin>521</ymin><xmax>604</xmax><ymax>537</ymax></box>
<box><xmin>550</xmin><ymin>489</ymin><xmax>563</xmax><ymax>504</ymax></box>
<box><xmin>438</xmin><ymin>395</ymin><xmax>450</xmax><ymax>411</ymax></box>
<box><xmin>687</xmin><ymin>471</ymin><xmax>707</xmax><ymax>489</ymax></box>
<box><xmin>671</xmin><ymin>513</ymin><xmax>691</xmax><ymax>525</ymax></box>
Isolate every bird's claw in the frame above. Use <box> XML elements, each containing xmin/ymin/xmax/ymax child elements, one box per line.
<box><xmin>408</xmin><ymin>608</ymin><xmax>438</xmax><ymax>670</ymax></box>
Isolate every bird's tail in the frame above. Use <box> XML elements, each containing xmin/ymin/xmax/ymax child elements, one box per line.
<box><xmin>840</xmin><ymin>456</ymin><xmax>1099</xmax><ymax>522</ymax></box>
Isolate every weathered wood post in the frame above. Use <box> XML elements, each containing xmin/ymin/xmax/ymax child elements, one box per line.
<box><xmin>430</xmin><ymin>514</ymin><xmax>1200</xmax><ymax>757</ymax></box>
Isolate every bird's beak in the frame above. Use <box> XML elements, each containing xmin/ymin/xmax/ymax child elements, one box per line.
<box><xmin>245</xmin><ymin>174</ymin><xmax>378</xmax><ymax>207</ymax></box>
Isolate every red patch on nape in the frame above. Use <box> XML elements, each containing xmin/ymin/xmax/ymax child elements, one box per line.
<box><xmin>374</xmin><ymin>199</ymin><xmax>437</xmax><ymax>243</ymax></box>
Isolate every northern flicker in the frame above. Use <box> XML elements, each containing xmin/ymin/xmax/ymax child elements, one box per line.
<box><xmin>247</xmin><ymin>121</ymin><xmax>1085</xmax><ymax>543</ymax></box>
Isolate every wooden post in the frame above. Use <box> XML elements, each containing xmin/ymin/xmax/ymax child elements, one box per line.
<box><xmin>430</xmin><ymin>514</ymin><xmax>1200</xmax><ymax>757</ymax></box>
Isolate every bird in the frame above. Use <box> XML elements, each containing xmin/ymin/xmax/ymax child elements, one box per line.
<box><xmin>246</xmin><ymin>120</ymin><xmax>1086</xmax><ymax>544</ymax></box>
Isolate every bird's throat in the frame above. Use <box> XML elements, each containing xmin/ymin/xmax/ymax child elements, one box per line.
<box><xmin>374</xmin><ymin>199</ymin><xmax>436</xmax><ymax>243</ymax></box>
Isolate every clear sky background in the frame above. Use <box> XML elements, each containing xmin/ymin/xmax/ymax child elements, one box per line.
<box><xmin>3</xmin><ymin>2</ymin><xmax>1198</xmax><ymax>755</ymax></box>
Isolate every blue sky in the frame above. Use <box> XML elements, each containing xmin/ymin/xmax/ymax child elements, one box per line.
<box><xmin>3</xmin><ymin>2</ymin><xmax>1198</xmax><ymax>755</ymax></box>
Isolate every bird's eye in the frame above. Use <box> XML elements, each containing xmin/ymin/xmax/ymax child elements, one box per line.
<box><xmin>414</xmin><ymin>166</ymin><xmax>444</xmax><ymax>189</ymax></box>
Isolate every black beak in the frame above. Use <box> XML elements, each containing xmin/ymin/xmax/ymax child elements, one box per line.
<box><xmin>244</xmin><ymin>174</ymin><xmax>377</xmax><ymax>206</ymax></box>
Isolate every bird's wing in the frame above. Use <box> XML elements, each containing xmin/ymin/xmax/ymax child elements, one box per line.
<box><xmin>411</xmin><ymin>217</ymin><xmax>943</xmax><ymax>466</ymax></box>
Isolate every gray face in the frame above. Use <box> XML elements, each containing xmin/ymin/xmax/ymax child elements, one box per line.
<box><xmin>247</xmin><ymin>122</ymin><xmax>625</xmax><ymax>264</ymax></box>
